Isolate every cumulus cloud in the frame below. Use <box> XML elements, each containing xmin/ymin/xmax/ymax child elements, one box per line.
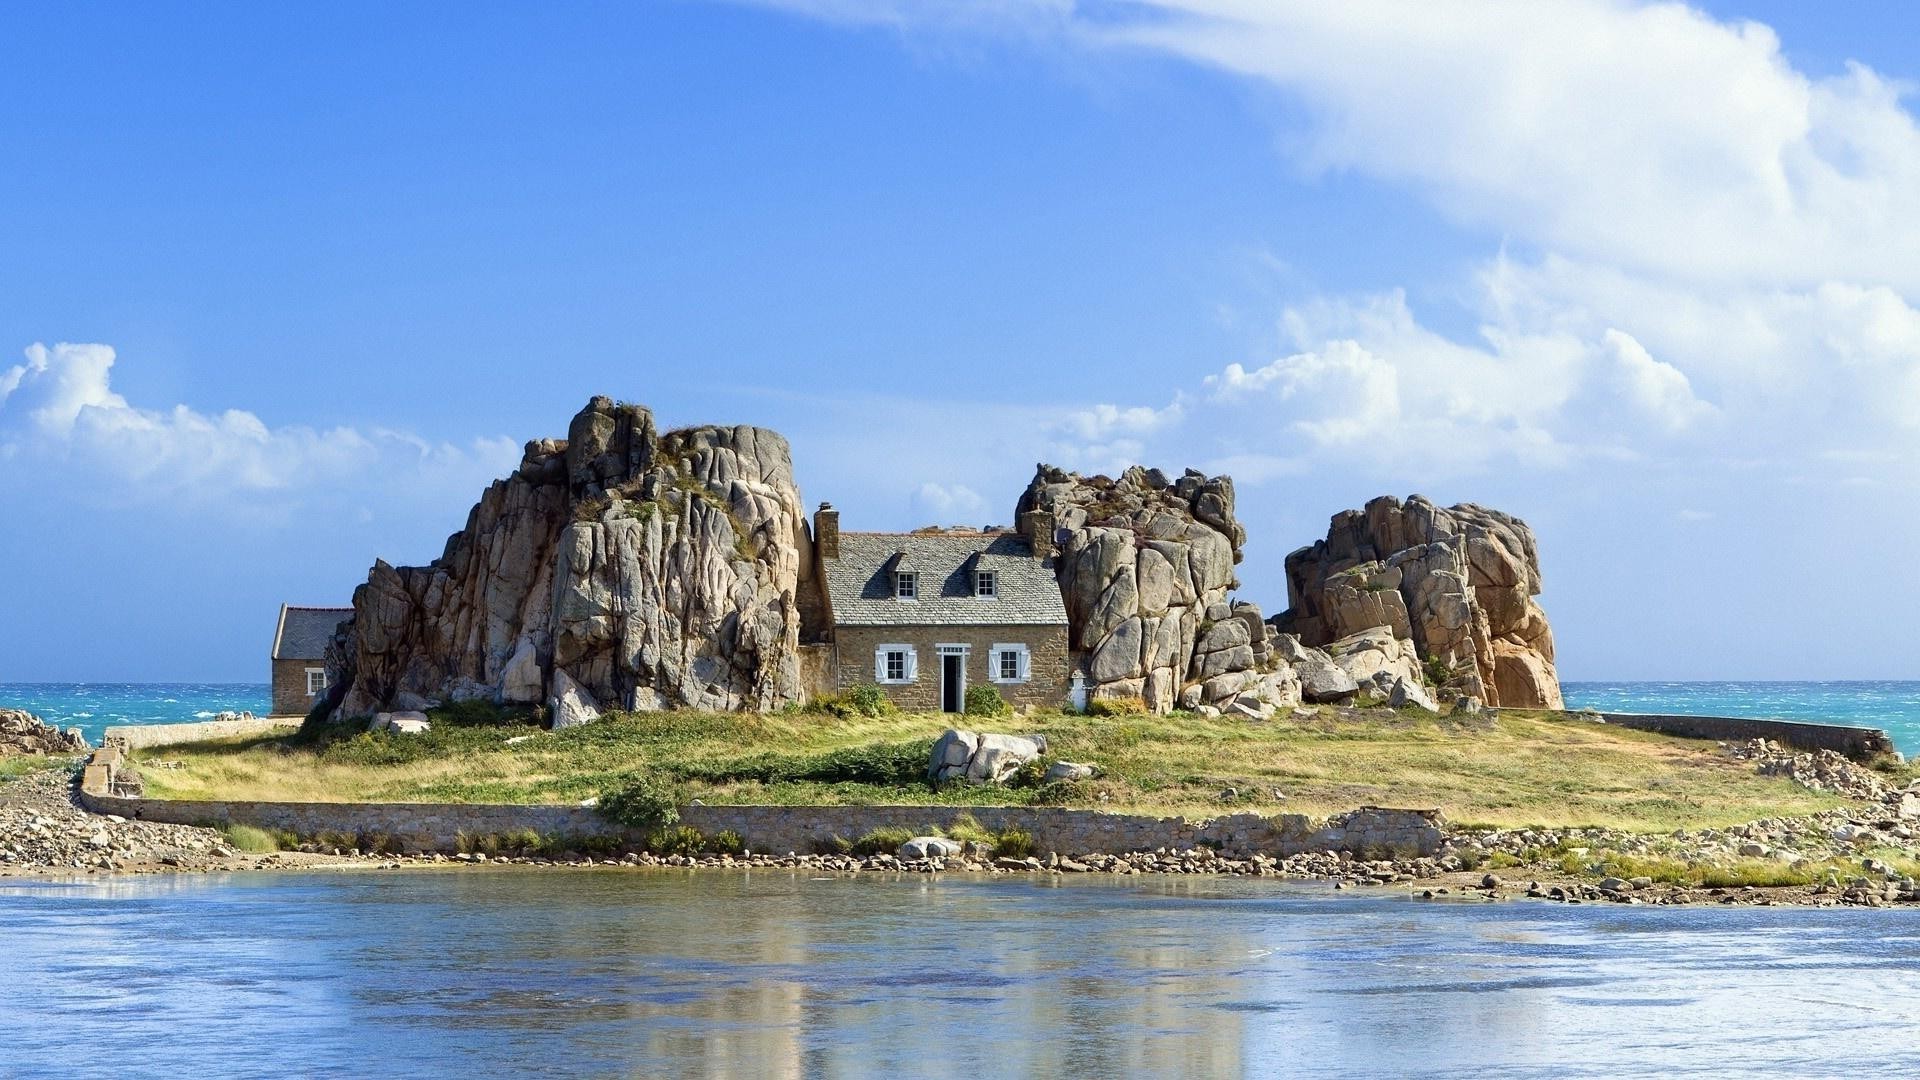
<box><xmin>911</xmin><ymin>480</ymin><xmax>989</xmax><ymax>521</ymax></box>
<box><xmin>0</xmin><ymin>342</ymin><xmax>519</xmax><ymax>506</ymax></box>
<box><xmin>757</xmin><ymin>0</ymin><xmax>1920</xmax><ymax>486</ymax></box>
<box><xmin>1045</xmin><ymin>398</ymin><xmax>1187</xmax><ymax>475</ymax></box>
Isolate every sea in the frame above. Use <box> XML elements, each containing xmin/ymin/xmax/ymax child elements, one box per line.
<box><xmin>6</xmin><ymin>680</ymin><xmax>1920</xmax><ymax>752</ymax></box>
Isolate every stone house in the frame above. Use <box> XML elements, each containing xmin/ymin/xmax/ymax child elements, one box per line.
<box><xmin>270</xmin><ymin>604</ymin><xmax>353</xmax><ymax>716</ymax></box>
<box><xmin>811</xmin><ymin>505</ymin><xmax>1074</xmax><ymax>712</ymax></box>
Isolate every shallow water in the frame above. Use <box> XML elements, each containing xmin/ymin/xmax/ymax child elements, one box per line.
<box><xmin>0</xmin><ymin>870</ymin><xmax>1914</xmax><ymax>1078</ymax></box>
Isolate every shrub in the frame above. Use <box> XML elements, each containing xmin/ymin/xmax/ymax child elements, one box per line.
<box><xmin>649</xmin><ymin>825</ymin><xmax>708</xmax><ymax>856</ymax></box>
<box><xmin>963</xmin><ymin>684</ymin><xmax>1010</xmax><ymax>718</ymax></box>
<box><xmin>706</xmin><ymin>828</ymin><xmax>747</xmax><ymax>856</ymax></box>
<box><xmin>1422</xmin><ymin>655</ymin><xmax>1454</xmax><ymax>688</ymax></box>
<box><xmin>670</xmin><ymin>740</ymin><xmax>933</xmax><ymax>787</ymax></box>
<box><xmin>1086</xmin><ymin>696</ymin><xmax>1149</xmax><ymax>718</ymax></box>
<box><xmin>221</xmin><ymin>823</ymin><xmax>289</xmax><ymax>853</ymax></box>
<box><xmin>312</xmin><ymin>829</ymin><xmax>358</xmax><ymax>853</ymax></box>
<box><xmin>991</xmin><ymin>828</ymin><xmax>1036</xmax><ymax>860</ymax></box>
<box><xmin>844</xmin><ymin>683</ymin><xmax>892</xmax><ymax>718</ymax></box>
<box><xmin>1007</xmin><ymin>759</ymin><xmax>1051</xmax><ymax>789</ymax></box>
<box><xmin>942</xmin><ymin>814</ymin><xmax>994</xmax><ymax>845</ymax></box>
<box><xmin>810</xmin><ymin>835</ymin><xmax>854</xmax><ymax>856</ymax></box>
<box><xmin>851</xmin><ymin>826</ymin><xmax>916</xmax><ymax>857</ymax></box>
<box><xmin>599</xmin><ymin>771</ymin><xmax>684</xmax><ymax>832</ymax></box>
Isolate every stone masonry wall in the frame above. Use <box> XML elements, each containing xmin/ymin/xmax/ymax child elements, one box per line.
<box><xmin>1593</xmin><ymin>712</ymin><xmax>1894</xmax><ymax>761</ymax></box>
<box><xmin>833</xmin><ymin>624</ymin><xmax>1072</xmax><ymax>712</ymax></box>
<box><xmin>105</xmin><ymin>717</ymin><xmax>301</xmax><ymax>751</ymax></box>
<box><xmin>271</xmin><ymin>658</ymin><xmax>323</xmax><ymax>717</ymax></box>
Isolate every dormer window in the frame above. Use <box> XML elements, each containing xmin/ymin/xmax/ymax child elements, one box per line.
<box><xmin>895</xmin><ymin>571</ymin><xmax>918</xmax><ymax>600</ymax></box>
<box><xmin>975</xmin><ymin>569</ymin><xmax>997</xmax><ymax>598</ymax></box>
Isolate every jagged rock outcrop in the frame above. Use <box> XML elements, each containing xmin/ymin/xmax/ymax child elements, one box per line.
<box><xmin>1016</xmin><ymin>464</ymin><xmax>1294</xmax><ymax>714</ymax></box>
<box><xmin>1274</xmin><ymin>495</ymin><xmax>1562</xmax><ymax>709</ymax></box>
<box><xmin>329</xmin><ymin>397</ymin><xmax>813</xmax><ymax>723</ymax></box>
<box><xmin>0</xmin><ymin>709</ymin><xmax>88</xmax><ymax>755</ymax></box>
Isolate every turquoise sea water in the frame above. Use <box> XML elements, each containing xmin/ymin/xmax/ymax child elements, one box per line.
<box><xmin>0</xmin><ymin>682</ymin><xmax>270</xmax><ymax>744</ymax></box>
<box><xmin>1563</xmin><ymin>680</ymin><xmax>1920</xmax><ymax>754</ymax></box>
<box><xmin>4</xmin><ymin>680</ymin><xmax>1919</xmax><ymax>753</ymax></box>
<box><xmin>1</xmin><ymin>870</ymin><xmax>1917</xmax><ymax>1078</ymax></box>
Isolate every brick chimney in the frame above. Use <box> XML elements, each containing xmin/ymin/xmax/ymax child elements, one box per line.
<box><xmin>814</xmin><ymin>502</ymin><xmax>840</xmax><ymax>559</ymax></box>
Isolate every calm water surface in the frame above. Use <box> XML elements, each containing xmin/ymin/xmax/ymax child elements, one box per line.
<box><xmin>0</xmin><ymin>870</ymin><xmax>1915</xmax><ymax>1078</ymax></box>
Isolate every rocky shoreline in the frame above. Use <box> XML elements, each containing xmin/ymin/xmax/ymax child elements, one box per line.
<box><xmin>5</xmin><ymin>747</ymin><xmax>1919</xmax><ymax>908</ymax></box>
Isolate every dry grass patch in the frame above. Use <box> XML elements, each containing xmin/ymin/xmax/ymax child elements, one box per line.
<box><xmin>130</xmin><ymin>706</ymin><xmax>1851</xmax><ymax>834</ymax></box>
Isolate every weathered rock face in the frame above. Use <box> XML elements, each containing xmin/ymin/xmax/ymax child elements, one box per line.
<box><xmin>1016</xmin><ymin>464</ymin><xmax>1295</xmax><ymax>715</ymax></box>
<box><xmin>1274</xmin><ymin>495</ymin><xmax>1562</xmax><ymax>709</ymax></box>
<box><xmin>330</xmin><ymin>397</ymin><xmax>813</xmax><ymax>722</ymax></box>
<box><xmin>0</xmin><ymin>709</ymin><xmax>88</xmax><ymax>756</ymax></box>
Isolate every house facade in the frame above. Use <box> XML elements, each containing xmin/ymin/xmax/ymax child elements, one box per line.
<box><xmin>813</xmin><ymin>505</ymin><xmax>1074</xmax><ymax>712</ymax></box>
<box><xmin>270</xmin><ymin>604</ymin><xmax>353</xmax><ymax>716</ymax></box>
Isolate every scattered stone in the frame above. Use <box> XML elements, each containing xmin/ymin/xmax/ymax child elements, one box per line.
<box><xmin>1045</xmin><ymin>762</ymin><xmax>1097</xmax><ymax>783</ymax></box>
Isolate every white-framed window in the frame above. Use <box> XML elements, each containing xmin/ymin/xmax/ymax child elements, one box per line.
<box><xmin>975</xmin><ymin>569</ymin><xmax>998</xmax><ymax>597</ymax></box>
<box><xmin>895</xmin><ymin>572</ymin><xmax>918</xmax><ymax>600</ymax></box>
<box><xmin>305</xmin><ymin>668</ymin><xmax>328</xmax><ymax>696</ymax></box>
<box><xmin>988</xmin><ymin>643</ymin><xmax>1030</xmax><ymax>684</ymax></box>
<box><xmin>874</xmin><ymin>644</ymin><xmax>918</xmax><ymax>684</ymax></box>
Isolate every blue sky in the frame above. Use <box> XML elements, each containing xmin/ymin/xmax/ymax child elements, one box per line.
<box><xmin>4</xmin><ymin>1</ymin><xmax>1918</xmax><ymax>683</ymax></box>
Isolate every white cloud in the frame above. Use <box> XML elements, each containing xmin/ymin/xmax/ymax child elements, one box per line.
<box><xmin>1099</xmin><ymin>2</ymin><xmax>1920</xmax><ymax>291</ymax></box>
<box><xmin>757</xmin><ymin>0</ymin><xmax>1920</xmax><ymax>487</ymax></box>
<box><xmin>1601</xmin><ymin>329</ymin><xmax>1715</xmax><ymax>434</ymax></box>
<box><xmin>0</xmin><ymin>342</ymin><xmax>520</xmax><ymax>506</ymax></box>
<box><xmin>911</xmin><ymin>480</ymin><xmax>989</xmax><ymax>521</ymax></box>
<box><xmin>1061</xmin><ymin>400</ymin><xmax>1185</xmax><ymax>441</ymax></box>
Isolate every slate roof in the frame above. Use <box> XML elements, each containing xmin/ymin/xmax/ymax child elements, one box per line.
<box><xmin>272</xmin><ymin>605</ymin><xmax>353</xmax><ymax>661</ymax></box>
<box><xmin>825</xmin><ymin>531</ymin><xmax>1068</xmax><ymax>627</ymax></box>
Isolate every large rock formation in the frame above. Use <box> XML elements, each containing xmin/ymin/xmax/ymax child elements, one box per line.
<box><xmin>1273</xmin><ymin>495</ymin><xmax>1562</xmax><ymax>709</ymax></box>
<box><xmin>0</xmin><ymin>709</ymin><xmax>88</xmax><ymax>756</ymax></box>
<box><xmin>1015</xmin><ymin>464</ymin><xmax>1295</xmax><ymax>715</ymax></box>
<box><xmin>329</xmin><ymin>397</ymin><xmax>814</xmax><ymax>721</ymax></box>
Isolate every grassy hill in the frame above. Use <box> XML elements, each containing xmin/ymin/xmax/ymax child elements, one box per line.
<box><xmin>129</xmin><ymin>703</ymin><xmax>1858</xmax><ymax>833</ymax></box>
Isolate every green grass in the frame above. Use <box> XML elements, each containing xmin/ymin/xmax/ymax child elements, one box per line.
<box><xmin>128</xmin><ymin>705</ymin><xmax>1857</xmax><ymax>833</ymax></box>
<box><xmin>220</xmin><ymin>823</ymin><xmax>292</xmax><ymax>853</ymax></box>
<box><xmin>1560</xmin><ymin>849</ymin><xmax>1920</xmax><ymax>890</ymax></box>
<box><xmin>0</xmin><ymin>756</ymin><xmax>72</xmax><ymax>782</ymax></box>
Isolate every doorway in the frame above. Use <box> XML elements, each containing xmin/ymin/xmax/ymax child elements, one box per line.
<box><xmin>941</xmin><ymin>652</ymin><xmax>965</xmax><ymax>713</ymax></box>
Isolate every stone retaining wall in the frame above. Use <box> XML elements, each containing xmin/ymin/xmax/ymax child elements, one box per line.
<box><xmin>1591</xmin><ymin>712</ymin><xmax>1894</xmax><ymax>761</ymax></box>
<box><xmin>76</xmin><ymin>748</ymin><xmax>1440</xmax><ymax>859</ymax></box>
<box><xmin>103</xmin><ymin>717</ymin><xmax>299</xmax><ymax>751</ymax></box>
<box><xmin>677</xmin><ymin>804</ymin><xmax>1441</xmax><ymax>860</ymax></box>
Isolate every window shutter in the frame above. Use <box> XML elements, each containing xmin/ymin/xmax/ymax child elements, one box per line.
<box><xmin>1017</xmin><ymin>646</ymin><xmax>1031</xmax><ymax>681</ymax></box>
<box><xmin>905</xmin><ymin>647</ymin><xmax>919</xmax><ymax>682</ymax></box>
<box><xmin>875</xmin><ymin>648</ymin><xmax>888</xmax><ymax>682</ymax></box>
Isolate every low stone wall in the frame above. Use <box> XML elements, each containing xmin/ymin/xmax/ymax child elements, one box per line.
<box><xmin>678</xmin><ymin>804</ymin><xmax>1441</xmax><ymax>859</ymax></box>
<box><xmin>75</xmin><ymin>747</ymin><xmax>1440</xmax><ymax>858</ymax></box>
<box><xmin>1590</xmin><ymin>712</ymin><xmax>1894</xmax><ymax>761</ymax></box>
<box><xmin>104</xmin><ymin>717</ymin><xmax>299</xmax><ymax>751</ymax></box>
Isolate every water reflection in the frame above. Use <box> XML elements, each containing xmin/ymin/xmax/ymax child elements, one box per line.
<box><xmin>2</xmin><ymin>871</ymin><xmax>1918</xmax><ymax>1077</ymax></box>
